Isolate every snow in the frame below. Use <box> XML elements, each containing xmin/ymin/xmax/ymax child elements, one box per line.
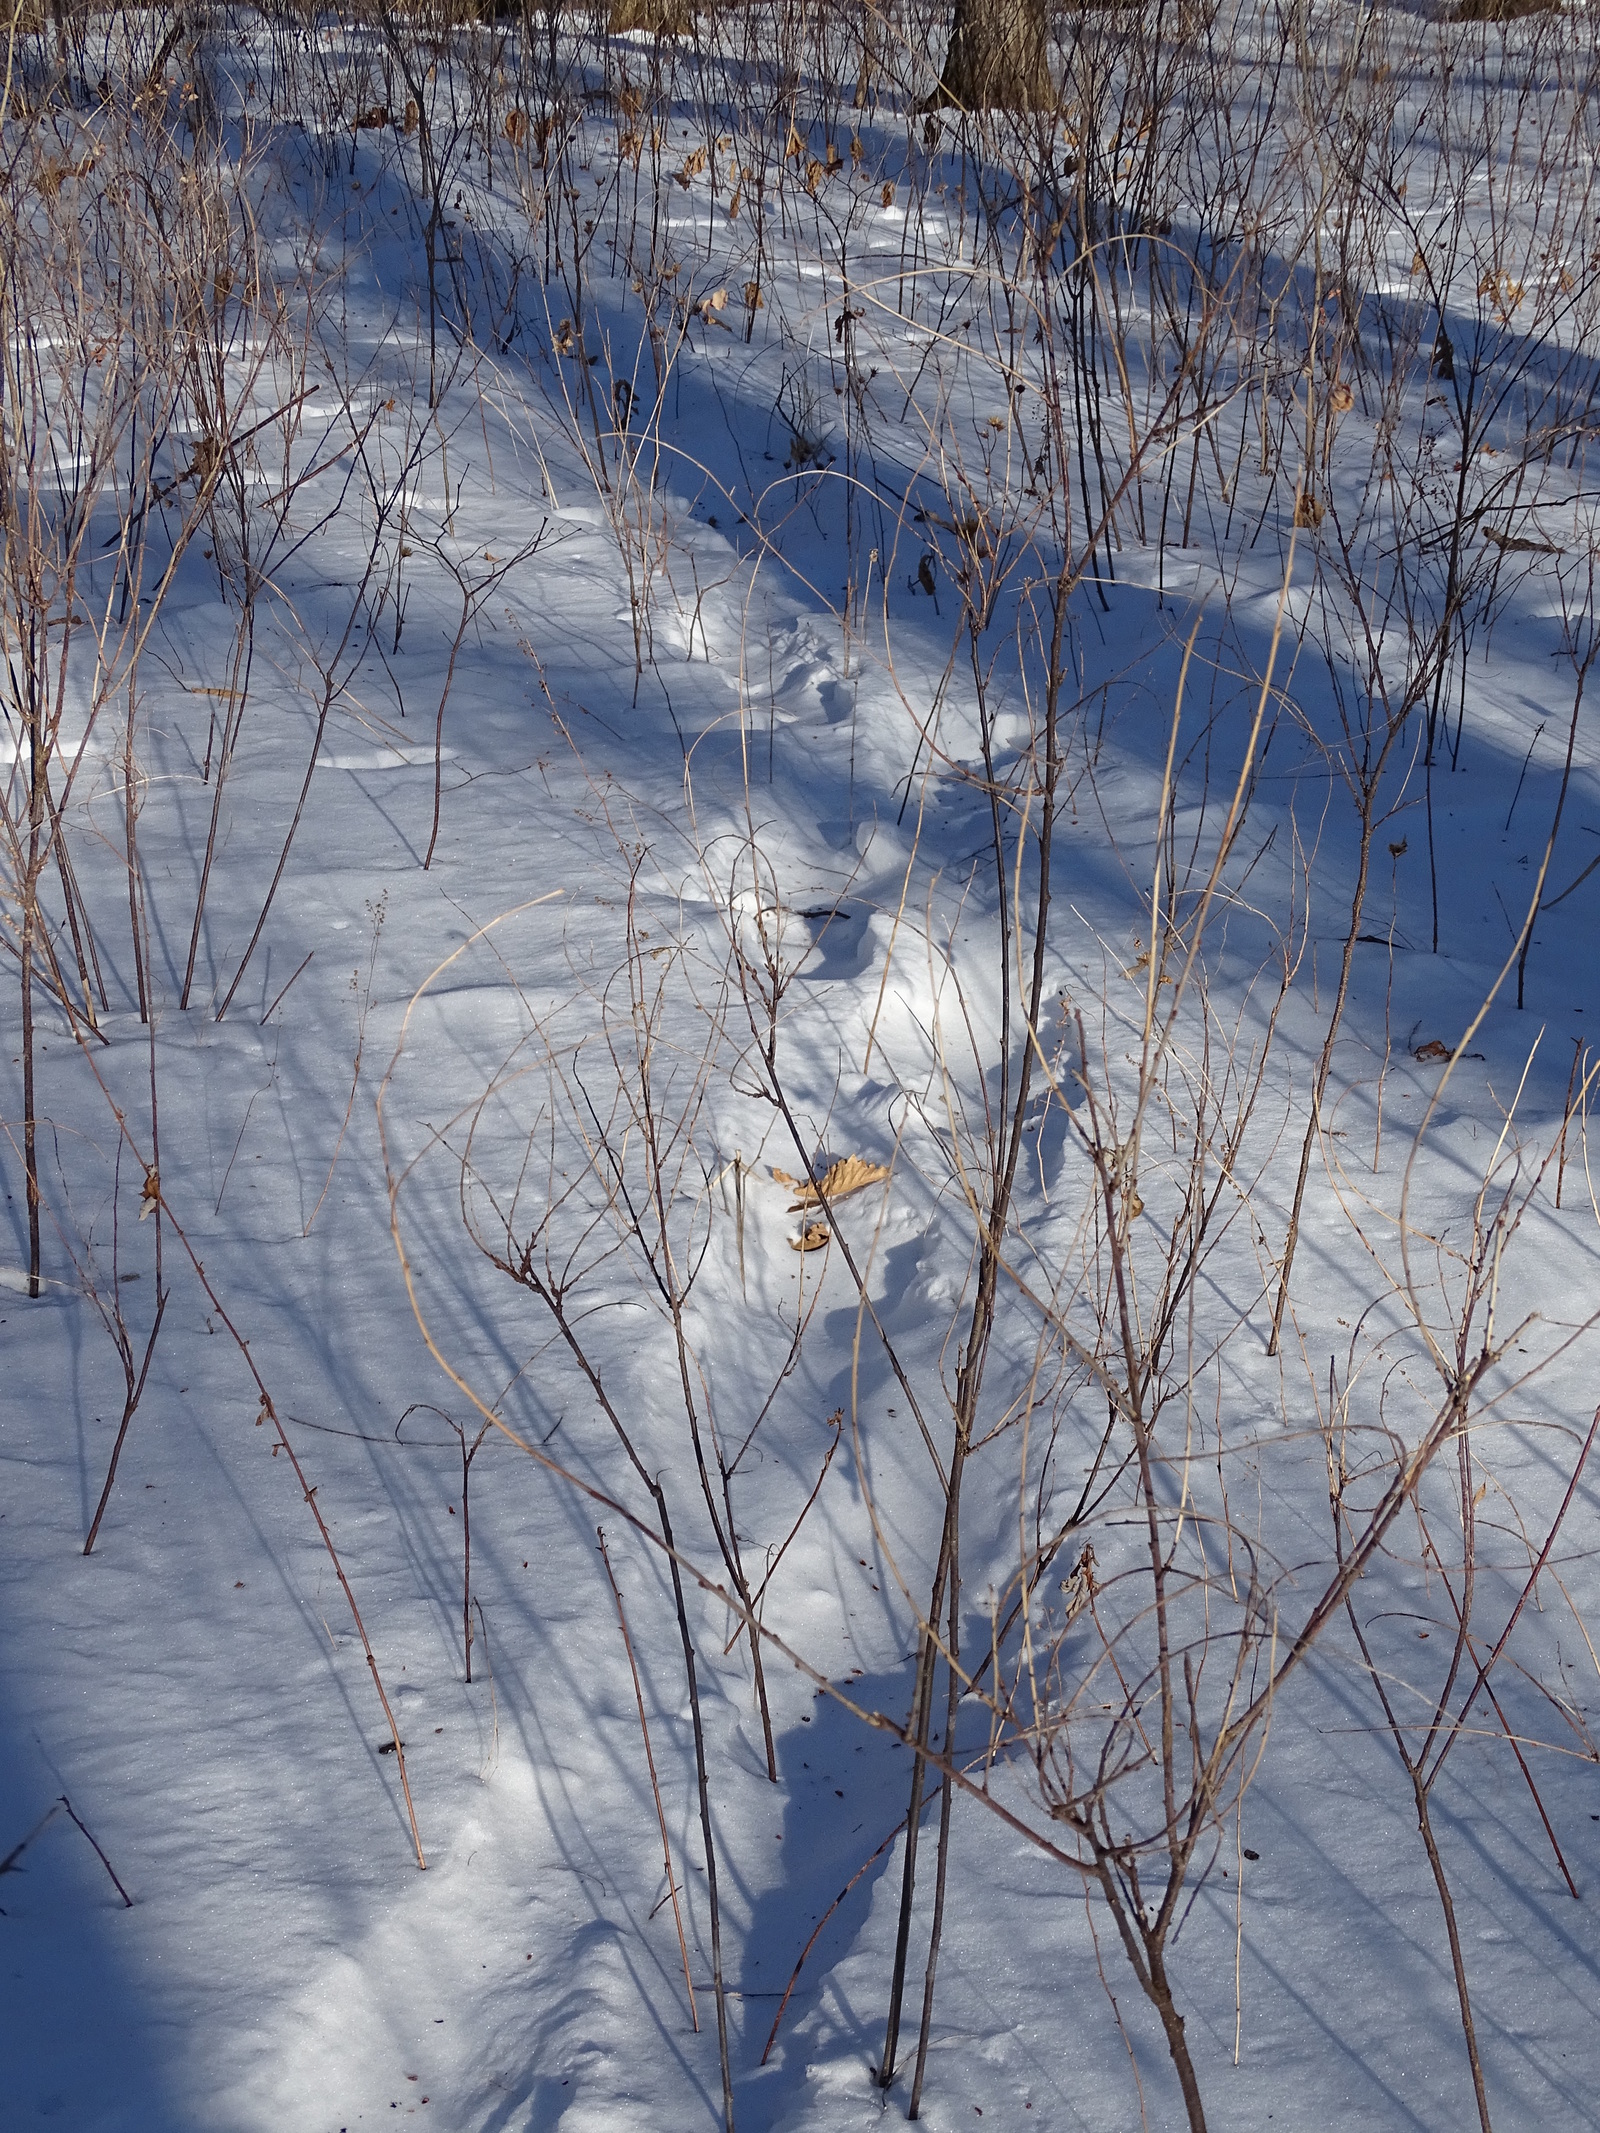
<box><xmin>4</xmin><ymin>6</ymin><xmax>1600</xmax><ymax>2131</ymax></box>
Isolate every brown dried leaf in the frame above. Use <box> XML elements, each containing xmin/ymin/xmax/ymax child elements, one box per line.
<box><xmin>790</xmin><ymin>1223</ymin><xmax>831</xmax><ymax>1253</ymax></box>
<box><xmin>1482</xmin><ymin>526</ymin><xmax>1560</xmax><ymax>556</ymax></box>
<box><xmin>773</xmin><ymin>1154</ymin><xmax>891</xmax><ymax>1209</ymax></box>
<box><xmin>1414</xmin><ymin>1038</ymin><xmax>1451</xmax><ymax>1062</ymax></box>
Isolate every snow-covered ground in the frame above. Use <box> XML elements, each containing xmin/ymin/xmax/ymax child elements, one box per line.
<box><xmin>4</xmin><ymin>5</ymin><xmax>1600</xmax><ymax>2129</ymax></box>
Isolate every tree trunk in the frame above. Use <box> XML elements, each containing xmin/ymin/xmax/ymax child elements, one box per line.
<box><xmin>934</xmin><ymin>0</ymin><xmax>1052</xmax><ymax>110</ymax></box>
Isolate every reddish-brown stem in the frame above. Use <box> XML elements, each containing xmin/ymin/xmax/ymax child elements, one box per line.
<box><xmin>83</xmin><ymin>1290</ymin><xmax>169</xmax><ymax>1554</ymax></box>
<box><xmin>58</xmin><ymin>1796</ymin><xmax>133</xmax><ymax>1908</ymax></box>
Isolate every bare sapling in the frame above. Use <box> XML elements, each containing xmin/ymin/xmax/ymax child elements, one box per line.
<box><xmin>422</xmin><ymin>520</ymin><xmax>551</xmax><ymax>868</ymax></box>
<box><xmin>62</xmin><ymin>1026</ymin><xmax>427</xmax><ymax>1870</ymax></box>
<box><xmin>1319</xmin><ymin>1083</ymin><xmax>1600</xmax><ymax>2132</ymax></box>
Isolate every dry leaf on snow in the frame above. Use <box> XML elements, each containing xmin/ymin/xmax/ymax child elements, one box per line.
<box><xmin>773</xmin><ymin>1154</ymin><xmax>891</xmax><ymax>1209</ymax></box>
<box><xmin>790</xmin><ymin>1223</ymin><xmax>831</xmax><ymax>1253</ymax></box>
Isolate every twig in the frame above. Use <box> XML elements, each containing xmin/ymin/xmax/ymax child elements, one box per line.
<box><xmin>1556</xmin><ymin>1038</ymin><xmax>1584</xmax><ymax>1209</ymax></box>
<box><xmin>761</xmin><ymin>1796</ymin><xmax>940</xmax><ymax>2066</ymax></box>
<box><xmin>260</xmin><ymin>949</ymin><xmax>314</xmax><ymax>1027</ymax></box>
<box><xmin>0</xmin><ymin>1800</ymin><xmax>63</xmax><ymax>1891</ymax></box>
<box><xmin>1477</xmin><ymin>1672</ymin><xmax>1579</xmax><ymax>1899</ymax></box>
<box><xmin>304</xmin><ymin>900</ymin><xmax>385</xmax><ymax>1236</ymax></box>
<box><xmin>59</xmin><ymin>1796</ymin><xmax>133</xmax><ymax>1907</ymax></box>
<box><xmin>54</xmin><ymin>1064</ymin><xmax>427</xmax><ymax>1871</ymax></box>
<box><xmin>1</xmin><ymin>1795</ymin><xmax>132</xmax><ymax>1910</ymax></box>
<box><xmin>1429</xmin><ymin>1410</ymin><xmax>1600</xmax><ymax>1788</ymax></box>
<box><xmin>83</xmin><ymin>1289</ymin><xmax>169</xmax><ymax>1554</ymax></box>
<box><xmin>597</xmin><ymin>1526</ymin><xmax>699</xmax><ymax>2031</ymax></box>
<box><xmin>472</xmin><ymin>1598</ymin><xmax>498</xmax><ymax>1772</ymax></box>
